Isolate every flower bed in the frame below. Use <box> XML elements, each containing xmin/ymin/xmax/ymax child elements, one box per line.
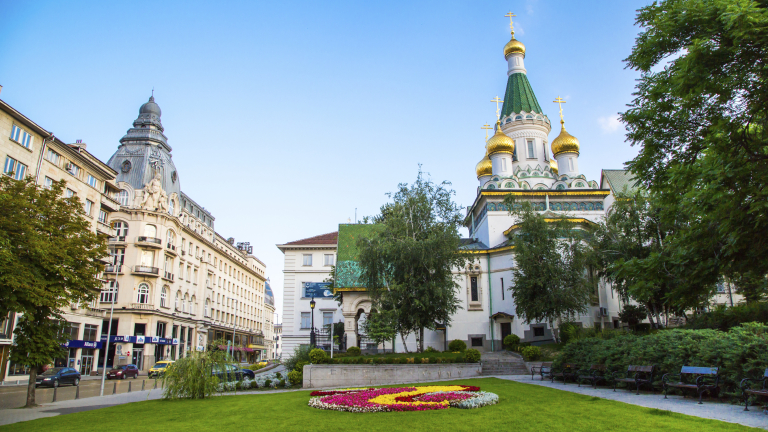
<box><xmin>308</xmin><ymin>385</ymin><xmax>498</xmax><ymax>413</ymax></box>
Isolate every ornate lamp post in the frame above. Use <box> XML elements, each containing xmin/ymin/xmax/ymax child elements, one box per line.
<box><xmin>309</xmin><ymin>297</ymin><xmax>316</xmax><ymax>348</ymax></box>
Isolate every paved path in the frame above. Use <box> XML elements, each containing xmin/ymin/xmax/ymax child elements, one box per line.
<box><xmin>498</xmin><ymin>375</ymin><xmax>768</xmax><ymax>430</ymax></box>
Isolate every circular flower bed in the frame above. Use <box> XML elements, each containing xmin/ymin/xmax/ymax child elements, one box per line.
<box><xmin>308</xmin><ymin>385</ymin><xmax>498</xmax><ymax>413</ymax></box>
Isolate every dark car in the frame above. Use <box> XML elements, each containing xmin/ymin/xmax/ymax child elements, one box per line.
<box><xmin>239</xmin><ymin>365</ymin><xmax>255</xmax><ymax>379</ymax></box>
<box><xmin>35</xmin><ymin>367</ymin><xmax>81</xmax><ymax>387</ymax></box>
<box><xmin>107</xmin><ymin>364</ymin><xmax>139</xmax><ymax>380</ymax></box>
<box><xmin>212</xmin><ymin>364</ymin><xmax>244</xmax><ymax>382</ymax></box>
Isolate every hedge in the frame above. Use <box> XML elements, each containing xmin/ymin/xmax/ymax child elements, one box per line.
<box><xmin>555</xmin><ymin>323</ymin><xmax>768</xmax><ymax>398</ymax></box>
<box><xmin>324</xmin><ymin>355</ymin><xmax>479</xmax><ymax>365</ymax></box>
<box><xmin>685</xmin><ymin>302</ymin><xmax>768</xmax><ymax>331</ymax></box>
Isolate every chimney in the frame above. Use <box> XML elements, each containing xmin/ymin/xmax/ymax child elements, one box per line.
<box><xmin>0</xmin><ymin>85</ymin><xmax>3</xmax><ymax>95</ymax></box>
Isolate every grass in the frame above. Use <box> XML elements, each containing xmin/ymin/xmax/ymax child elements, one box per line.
<box><xmin>3</xmin><ymin>378</ymin><xmax>759</xmax><ymax>432</ymax></box>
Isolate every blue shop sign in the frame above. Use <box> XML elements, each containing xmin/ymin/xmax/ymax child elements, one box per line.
<box><xmin>62</xmin><ymin>340</ymin><xmax>103</xmax><ymax>349</ymax></box>
<box><xmin>99</xmin><ymin>335</ymin><xmax>178</xmax><ymax>345</ymax></box>
<box><xmin>303</xmin><ymin>282</ymin><xmax>333</xmax><ymax>298</ymax></box>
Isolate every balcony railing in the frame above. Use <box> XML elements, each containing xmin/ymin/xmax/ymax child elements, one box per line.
<box><xmin>133</xmin><ymin>265</ymin><xmax>159</xmax><ymax>276</ymax></box>
<box><xmin>104</xmin><ymin>264</ymin><xmax>123</xmax><ymax>274</ymax></box>
<box><xmin>96</xmin><ymin>221</ymin><xmax>115</xmax><ymax>237</ymax></box>
<box><xmin>136</xmin><ymin>236</ymin><xmax>162</xmax><ymax>247</ymax></box>
<box><xmin>163</xmin><ymin>271</ymin><xmax>175</xmax><ymax>281</ymax></box>
<box><xmin>131</xmin><ymin>303</ymin><xmax>155</xmax><ymax>310</ymax></box>
<box><xmin>109</xmin><ymin>236</ymin><xmax>126</xmax><ymax>243</ymax></box>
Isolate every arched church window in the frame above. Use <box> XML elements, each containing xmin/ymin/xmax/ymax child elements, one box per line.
<box><xmin>515</xmin><ymin>115</ymin><xmax>523</xmax><ymax>121</ymax></box>
<box><xmin>556</xmin><ymin>184</ymin><xmax>566</xmax><ymax>190</ymax></box>
<box><xmin>487</xmin><ymin>184</ymin><xmax>496</xmax><ymax>189</ymax></box>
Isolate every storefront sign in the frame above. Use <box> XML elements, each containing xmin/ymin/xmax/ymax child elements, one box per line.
<box><xmin>62</xmin><ymin>340</ymin><xmax>103</xmax><ymax>349</ymax></box>
<box><xmin>100</xmin><ymin>335</ymin><xmax>179</xmax><ymax>345</ymax></box>
<box><xmin>303</xmin><ymin>282</ymin><xmax>333</xmax><ymax>298</ymax></box>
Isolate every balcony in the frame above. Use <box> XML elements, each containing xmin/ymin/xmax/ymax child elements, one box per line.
<box><xmin>166</xmin><ymin>243</ymin><xmax>177</xmax><ymax>256</ymax></box>
<box><xmin>136</xmin><ymin>236</ymin><xmax>163</xmax><ymax>249</ymax></box>
<box><xmin>132</xmin><ymin>265</ymin><xmax>159</xmax><ymax>277</ymax></box>
<box><xmin>109</xmin><ymin>236</ymin><xmax>126</xmax><ymax>244</ymax></box>
<box><xmin>131</xmin><ymin>303</ymin><xmax>155</xmax><ymax>311</ymax></box>
<box><xmin>97</xmin><ymin>221</ymin><xmax>115</xmax><ymax>237</ymax></box>
<box><xmin>104</xmin><ymin>264</ymin><xmax>123</xmax><ymax>274</ymax></box>
<box><xmin>100</xmin><ymin>194</ymin><xmax>121</xmax><ymax>212</ymax></box>
<box><xmin>162</xmin><ymin>271</ymin><xmax>175</xmax><ymax>282</ymax></box>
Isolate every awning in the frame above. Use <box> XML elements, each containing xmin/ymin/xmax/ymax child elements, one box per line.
<box><xmin>490</xmin><ymin>312</ymin><xmax>515</xmax><ymax>320</ymax></box>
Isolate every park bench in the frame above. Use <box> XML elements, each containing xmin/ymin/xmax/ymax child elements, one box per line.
<box><xmin>662</xmin><ymin>366</ymin><xmax>720</xmax><ymax>404</ymax></box>
<box><xmin>740</xmin><ymin>368</ymin><xmax>768</xmax><ymax>412</ymax></box>
<box><xmin>530</xmin><ymin>362</ymin><xmax>553</xmax><ymax>381</ymax></box>
<box><xmin>612</xmin><ymin>365</ymin><xmax>655</xmax><ymax>394</ymax></box>
<box><xmin>577</xmin><ymin>364</ymin><xmax>609</xmax><ymax>388</ymax></box>
<box><xmin>550</xmin><ymin>363</ymin><xmax>576</xmax><ymax>385</ymax></box>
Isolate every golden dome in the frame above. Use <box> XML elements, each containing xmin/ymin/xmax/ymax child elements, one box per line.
<box><xmin>504</xmin><ymin>34</ymin><xmax>526</xmax><ymax>58</ymax></box>
<box><xmin>551</xmin><ymin>121</ymin><xmax>580</xmax><ymax>156</ymax></box>
<box><xmin>549</xmin><ymin>158</ymin><xmax>558</xmax><ymax>175</ymax></box>
<box><xmin>476</xmin><ymin>151</ymin><xmax>493</xmax><ymax>178</ymax></box>
<box><xmin>486</xmin><ymin>121</ymin><xmax>515</xmax><ymax>155</ymax></box>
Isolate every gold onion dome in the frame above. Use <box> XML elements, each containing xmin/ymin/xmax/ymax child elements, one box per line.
<box><xmin>476</xmin><ymin>150</ymin><xmax>493</xmax><ymax>178</ymax></box>
<box><xmin>549</xmin><ymin>158</ymin><xmax>559</xmax><ymax>175</ymax></box>
<box><xmin>551</xmin><ymin>121</ymin><xmax>580</xmax><ymax>156</ymax></box>
<box><xmin>486</xmin><ymin>121</ymin><xmax>515</xmax><ymax>155</ymax></box>
<box><xmin>504</xmin><ymin>33</ymin><xmax>526</xmax><ymax>58</ymax></box>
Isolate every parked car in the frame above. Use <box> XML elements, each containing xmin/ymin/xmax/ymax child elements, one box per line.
<box><xmin>107</xmin><ymin>364</ymin><xmax>139</xmax><ymax>380</ymax></box>
<box><xmin>148</xmin><ymin>360</ymin><xmax>174</xmax><ymax>378</ymax></box>
<box><xmin>257</xmin><ymin>360</ymin><xmax>269</xmax><ymax>368</ymax></box>
<box><xmin>212</xmin><ymin>364</ymin><xmax>244</xmax><ymax>382</ymax></box>
<box><xmin>35</xmin><ymin>367</ymin><xmax>81</xmax><ymax>387</ymax></box>
<box><xmin>239</xmin><ymin>365</ymin><xmax>255</xmax><ymax>379</ymax></box>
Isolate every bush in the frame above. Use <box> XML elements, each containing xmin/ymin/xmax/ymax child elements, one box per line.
<box><xmin>503</xmin><ymin>334</ymin><xmax>521</xmax><ymax>350</ymax></box>
<box><xmin>521</xmin><ymin>346</ymin><xmax>542</xmax><ymax>361</ymax></box>
<box><xmin>559</xmin><ymin>322</ymin><xmax>580</xmax><ymax>345</ymax></box>
<box><xmin>347</xmin><ymin>346</ymin><xmax>361</xmax><ymax>356</ymax></box>
<box><xmin>424</xmin><ymin>346</ymin><xmax>439</xmax><ymax>353</ymax></box>
<box><xmin>279</xmin><ymin>379</ymin><xmax>286</xmax><ymax>387</ymax></box>
<box><xmin>282</xmin><ymin>345</ymin><xmax>311</xmax><ymax>373</ymax></box>
<box><xmin>685</xmin><ymin>302</ymin><xmax>768</xmax><ymax>331</ymax></box>
<box><xmin>555</xmin><ymin>323</ymin><xmax>768</xmax><ymax>399</ymax></box>
<box><xmin>162</xmin><ymin>349</ymin><xmax>230</xmax><ymax>399</ymax></box>
<box><xmin>294</xmin><ymin>361</ymin><xmax>308</xmax><ymax>373</ymax></box>
<box><xmin>287</xmin><ymin>370</ymin><xmax>302</xmax><ymax>386</ymax></box>
<box><xmin>264</xmin><ymin>379</ymin><xmax>272</xmax><ymax>388</ymax></box>
<box><xmin>464</xmin><ymin>349</ymin><xmax>481</xmax><ymax>363</ymax></box>
<box><xmin>275</xmin><ymin>372</ymin><xmax>282</xmax><ymax>379</ymax></box>
<box><xmin>448</xmin><ymin>339</ymin><xmax>467</xmax><ymax>352</ymax></box>
<box><xmin>309</xmin><ymin>348</ymin><xmax>327</xmax><ymax>364</ymax></box>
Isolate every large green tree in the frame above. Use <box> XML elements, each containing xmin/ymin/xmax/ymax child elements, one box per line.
<box><xmin>504</xmin><ymin>200</ymin><xmax>593</xmax><ymax>342</ymax></box>
<box><xmin>0</xmin><ymin>177</ymin><xmax>108</xmax><ymax>407</ymax></box>
<box><xmin>357</xmin><ymin>169</ymin><xmax>467</xmax><ymax>352</ymax></box>
<box><xmin>622</xmin><ymin>0</ymin><xmax>768</xmax><ymax>292</ymax></box>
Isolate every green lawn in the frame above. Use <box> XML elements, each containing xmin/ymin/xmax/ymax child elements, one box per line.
<box><xmin>4</xmin><ymin>378</ymin><xmax>757</xmax><ymax>432</ymax></box>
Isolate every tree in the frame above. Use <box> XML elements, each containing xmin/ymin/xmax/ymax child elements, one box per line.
<box><xmin>360</xmin><ymin>309</ymin><xmax>398</xmax><ymax>349</ymax></box>
<box><xmin>504</xmin><ymin>199</ymin><xmax>593</xmax><ymax>342</ymax></box>
<box><xmin>357</xmin><ymin>169</ymin><xmax>467</xmax><ymax>352</ymax></box>
<box><xmin>0</xmin><ymin>177</ymin><xmax>108</xmax><ymax>407</ymax></box>
<box><xmin>622</xmin><ymin>0</ymin><xmax>768</xmax><ymax>292</ymax></box>
<box><xmin>618</xmin><ymin>304</ymin><xmax>648</xmax><ymax>329</ymax></box>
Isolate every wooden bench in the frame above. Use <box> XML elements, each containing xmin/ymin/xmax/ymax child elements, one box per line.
<box><xmin>530</xmin><ymin>362</ymin><xmax>553</xmax><ymax>381</ymax></box>
<box><xmin>740</xmin><ymin>368</ymin><xmax>768</xmax><ymax>412</ymax></box>
<box><xmin>577</xmin><ymin>364</ymin><xmax>608</xmax><ymax>388</ymax></box>
<box><xmin>550</xmin><ymin>363</ymin><xmax>577</xmax><ymax>385</ymax></box>
<box><xmin>612</xmin><ymin>365</ymin><xmax>655</xmax><ymax>394</ymax></box>
<box><xmin>662</xmin><ymin>366</ymin><xmax>720</xmax><ymax>404</ymax></box>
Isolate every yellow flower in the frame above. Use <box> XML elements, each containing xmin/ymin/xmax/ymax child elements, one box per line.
<box><xmin>367</xmin><ymin>386</ymin><xmax>467</xmax><ymax>406</ymax></box>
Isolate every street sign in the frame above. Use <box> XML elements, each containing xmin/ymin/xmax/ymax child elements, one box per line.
<box><xmin>304</xmin><ymin>282</ymin><xmax>333</xmax><ymax>298</ymax></box>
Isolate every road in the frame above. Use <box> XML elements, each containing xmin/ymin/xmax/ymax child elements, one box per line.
<box><xmin>0</xmin><ymin>376</ymin><xmax>157</xmax><ymax>409</ymax></box>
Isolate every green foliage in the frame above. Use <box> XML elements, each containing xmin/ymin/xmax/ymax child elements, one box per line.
<box><xmin>361</xmin><ymin>310</ymin><xmax>398</xmax><ymax>347</ymax></box>
<box><xmin>521</xmin><ymin>346</ymin><xmax>542</xmax><ymax>361</ymax></box>
<box><xmin>357</xmin><ymin>169</ymin><xmax>468</xmax><ymax>352</ymax></box>
<box><xmin>464</xmin><ymin>348</ymin><xmax>481</xmax><ymax>363</ymax></box>
<box><xmin>279</xmin><ymin>379</ymin><xmax>286</xmax><ymax>387</ymax></box>
<box><xmin>622</xmin><ymin>0</ymin><xmax>768</xmax><ymax>294</ymax></box>
<box><xmin>504</xmin><ymin>200</ymin><xmax>593</xmax><ymax>341</ymax></box>
<box><xmin>309</xmin><ymin>348</ymin><xmax>327</xmax><ymax>364</ymax></box>
<box><xmin>161</xmin><ymin>349</ymin><xmax>230</xmax><ymax>399</ymax></box>
<box><xmin>503</xmin><ymin>334</ymin><xmax>521</xmax><ymax>350</ymax></box>
<box><xmin>686</xmin><ymin>302</ymin><xmax>768</xmax><ymax>331</ymax></box>
<box><xmin>282</xmin><ymin>345</ymin><xmax>311</xmax><ymax>372</ymax></box>
<box><xmin>558</xmin><ymin>323</ymin><xmax>579</xmax><ymax>345</ymax></box>
<box><xmin>294</xmin><ymin>361</ymin><xmax>308</xmax><ymax>372</ymax></box>
<box><xmin>424</xmin><ymin>346</ymin><xmax>438</xmax><ymax>353</ymax></box>
<box><xmin>618</xmin><ymin>305</ymin><xmax>648</xmax><ymax>328</ymax></box>
<box><xmin>556</xmin><ymin>323</ymin><xmax>768</xmax><ymax>398</ymax></box>
<box><xmin>346</xmin><ymin>346</ymin><xmax>361</xmax><ymax>356</ymax></box>
<box><xmin>287</xmin><ymin>370</ymin><xmax>302</xmax><ymax>386</ymax></box>
<box><xmin>448</xmin><ymin>339</ymin><xmax>466</xmax><ymax>352</ymax></box>
<box><xmin>264</xmin><ymin>379</ymin><xmax>272</xmax><ymax>388</ymax></box>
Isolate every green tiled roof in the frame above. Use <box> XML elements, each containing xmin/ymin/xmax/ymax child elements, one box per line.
<box><xmin>500</xmin><ymin>73</ymin><xmax>544</xmax><ymax>118</ymax></box>
<box><xmin>335</xmin><ymin>224</ymin><xmax>383</xmax><ymax>289</ymax></box>
<box><xmin>602</xmin><ymin>169</ymin><xmax>640</xmax><ymax>194</ymax></box>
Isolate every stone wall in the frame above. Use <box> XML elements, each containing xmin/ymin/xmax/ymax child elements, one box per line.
<box><xmin>302</xmin><ymin>364</ymin><xmax>482</xmax><ymax>389</ymax></box>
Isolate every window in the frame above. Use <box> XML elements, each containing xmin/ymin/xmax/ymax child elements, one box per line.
<box><xmin>300</xmin><ymin>312</ymin><xmax>311</xmax><ymax>329</ymax></box>
<box><xmin>3</xmin><ymin>156</ymin><xmax>27</xmax><ymax>180</ymax></box>
<box><xmin>182</xmin><ymin>294</ymin><xmax>188</xmax><ymax>313</ymax></box>
<box><xmin>205</xmin><ymin>299</ymin><xmax>210</xmax><ymax>317</ymax></box>
<box><xmin>168</xmin><ymin>197</ymin><xmax>174</xmax><ymax>214</ymax></box>
<box><xmin>65</xmin><ymin>188</ymin><xmax>75</xmax><ymax>198</ymax></box>
<box><xmin>100</xmin><ymin>280</ymin><xmax>118</xmax><ymax>303</ymax></box>
<box><xmin>67</xmin><ymin>163</ymin><xmax>80</xmax><ymax>176</ymax></box>
<box><xmin>46</xmin><ymin>149</ymin><xmax>60</xmax><ymax>164</ymax></box>
<box><xmin>302</xmin><ymin>254</ymin><xmax>312</xmax><ymax>266</ymax></box>
<box><xmin>500</xmin><ymin>278</ymin><xmax>505</xmax><ymax>300</ymax></box>
<box><xmin>83</xmin><ymin>324</ymin><xmax>99</xmax><ymax>341</ymax></box>
<box><xmin>110</xmin><ymin>248</ymin><xmax>125</xmax><ymax>266</ymax></box>
<box><xmin>84</xmin><ymin>199</ymin><xmax>93</xmax><ymax>216</ymax></box>
<box><xmin>10</xmin><ymin>125</ymin><xmax>33</xmax><ymax>148</ymax></box>
<box><xmin>190</xmin><ymin>296</ymin><xmax>196</xmax><ymax>314</ymax></box>
<box><xmin>175</xmin><ymin>291</ymin><xmax>180</xmax><ymax>310</ymax></box>
<box><xmin>513</xmin><ymin>144</ymin><xmax>518</xmax><ymax>161</ymax></box>
<box><xmin>501</xmin><ymin>158</ymin><xmax>507</xmax><ymax>171</ymax></box>
<box><xmin>533</xmin><ymin>326</ymin><xmax>545</xmax><ymax>337</ymax></box>
<box><xmin>143</xmin><ymin>224</ymin><xmax>157</xmax><ymax>238</ymax></box>
<box><xmin>527</xmin><ymin>139</ymin><xmax>535</xmax><ymax>158</ymax></box>
<box><xmin>117</xmin><ymin>189</ymin><xmax>130</xmax><ymax>206</ymax></box>
<box><xmin>98</xmin><ymin>210</ymin><xmax>107</xmax><ymax>224</ymax></box>
<box><xmin>140</xmin><ymin>250</ymin><xmax>155</xmax><ymax>267</ymax></box>
<box><xmin>87</xmin><ymin>174</ymin><xmax>97</xmax><ymax>188</ymax></box>
<box><xmin>64</xmin><ymin>322</ymin><xmax>80</xmax><ymax>340</ymax></box>
<box><xmin>112</xmin><ymin>221</ymin><xmax>128</xmax><ymax>238</ymax></box>
<box><xmin>137</xmin><ymin>283</ymin><xmax>150</xmax><ymax>304</ymax></box>
<box><xmin>322</xmin><ymin>312</ymin><xmax>333</xmax><ymax>328</ymax></box>
<box><xmin>471</xmin><ymin>337</ymin><xmax>483</xmax><ymax>347</ymax></box>
<box><xmin>160</xmin><ymin>286</ymin><xmax>168</xmax><ymax>308</ymax></box>
<box><xmin>569</xmin><ymin>158</ymin><xmax>574</xmax><ymax>171</ymax></box>
<box><xmin>542</xmin><ymin>143</ymin><xmax>549</xmax><ymax>161</ymax></box>
<box><xmin>43</xmin><ymin>176</ymin><xmax>54</xmax><ymax>189</ymax></box>
<box><xmin>470</xmin><ymin>277</ymin><xmax>479</xmax><ymax>302</ymax></box>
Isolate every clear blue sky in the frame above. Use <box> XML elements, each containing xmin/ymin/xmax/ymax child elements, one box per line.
<box><xmin>0</xmin><ymin>0</ymin><xmax>653</xmax><ymax>317</ymax></box>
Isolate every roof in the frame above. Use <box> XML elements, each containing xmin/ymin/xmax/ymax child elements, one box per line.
<box><xmin>335</xmin><ymin>224</ymin><xmax>383</xmax><ymax>290</ymax></box>
<box><xmin>601</xmin><ymin>169</ymin><xmax>640</xmax><ymax>195</ymax></box>
<box><xmin>283</xmin><ymin>231</ymin><xmax>338</xmax><ymax>246</ymax></box>
<box><xmin>501</xmin><ymin>73</ymin><xmax>544</xmax><ymax>117</ymax></box>
<box><xmin>459</xmin><ymin>238</ymin><xmax>489</xmax><ymax>250</ymax></box>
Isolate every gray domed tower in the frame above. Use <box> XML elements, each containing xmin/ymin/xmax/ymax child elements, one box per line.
<box><xmin>107</xmin><ymin>95</ymin><xmax>182</xmax><ymax>207</ymax></box>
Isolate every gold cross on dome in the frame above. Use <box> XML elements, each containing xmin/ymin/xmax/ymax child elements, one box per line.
<box><xmin>481</xmin><ymin>123</ymin><xmax>492</xmax><ymax>140</ymax></box>
<box><xmin>491</xmin><ymin>96</ymin><xmax>504</xmax><ymax>120</ymax></box>
<box><xmin>553</xmin><ymin>96</ymin><xmax>566</xmax><ymax>122</ymax></box>
<box><xmin>505</xmin><ymin>12</ymin><xmax>516</xmax><ymax>34</ymax></box>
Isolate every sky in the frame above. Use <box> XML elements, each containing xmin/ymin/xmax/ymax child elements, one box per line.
<box><xmin>0</xmin><ymin>0</ymin><xmax>654</xmax><ymax>320</ymax></box>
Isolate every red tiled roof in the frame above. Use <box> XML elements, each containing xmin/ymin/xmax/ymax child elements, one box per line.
<box><xmin>283</xmin><ymin>231</ymin><xmax>338</xmax><ymax>246</ymax></box>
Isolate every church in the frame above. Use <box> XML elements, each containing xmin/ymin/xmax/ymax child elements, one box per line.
<box><xmin>279</xmin><ymin>18</ymin><xmax>631</xmax><ymax>354</ymax></box>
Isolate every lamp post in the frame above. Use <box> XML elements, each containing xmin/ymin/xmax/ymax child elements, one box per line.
<box><xmin>99</xmin><ymin>253</ymin><xmax>117</xmax><ymax>397</ymax></box>
<box><xmin>231</xmin><ymin>299</ymin><xmax>238</xmax><ymax>361</ymax></box>
<box><xmin>309</xmin><ymin>297</ymin><xmax>316</xmax><ymax>348</ymax></box>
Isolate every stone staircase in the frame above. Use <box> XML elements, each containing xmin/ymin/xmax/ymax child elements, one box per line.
<box><xmin>480</xmin><ymin>351</ymin><xmax>530</xmax><ymax>376</ymax></box>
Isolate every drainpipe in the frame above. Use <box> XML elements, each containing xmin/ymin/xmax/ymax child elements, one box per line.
<box><xmin>487</xmin><ymin>252</ymin><xmax>494</xmax><ymax>352</ymax></box>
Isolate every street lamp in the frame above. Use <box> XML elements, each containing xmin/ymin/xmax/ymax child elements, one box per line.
<box><xmin>100</xmin><ymin>252</ymin><xmax>118</xmax><ymax>397</ymax></box>
<box><xmin>309</xmin><ymin>297</ymin><xmax>316</xmax><ymax>348</ymax></box>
